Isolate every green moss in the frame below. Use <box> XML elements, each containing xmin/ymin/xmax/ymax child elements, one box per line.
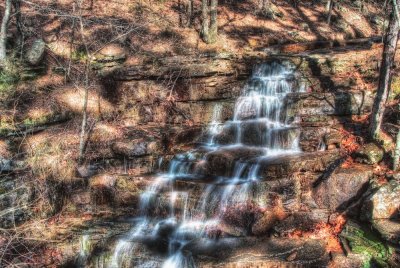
<box><xmin>0</xmin><ymin>65</ymin><xmax>19</xmax><ymax>101</ymax></box>
<box><xmin>72</xmin><ymin>48</ymin><xmax>89</xmax><ymax>62</ymax></box>
<box><xmin>0</xmin><ymin>58</ymin><xmax>39</xmax><ymax>103</ymax></box>
<box><xmin>341</xmin><ymin>221</ymin><xmax>392</xmax><ymax>267</ymax></box>
<box><xmin>390</xmin><ymin>76</ymin><xmax>400</xmax><ymax>99</ymax></box>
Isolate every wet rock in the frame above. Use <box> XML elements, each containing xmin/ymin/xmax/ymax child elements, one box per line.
<box><xmin>203</xmin><ymin>147</ymin><xmax>265</xmax><ymax>177</ymax></box>
<box><xmin>217</xmin><ymin>222</ymin><xmax>247</xmax><ymax>237</ymax></box>
<box><xmin>26</xmin><ymin>39</ymin><xmax>46</xmax><ymax>65</ymax></box>
<box><xmin>154</xmin><ymin>219</ymin><xmax>178</xmax><ymax>239</ymax></box>
<box><xmin>273</xmin><ymin>210</ymin><xmax>330</xmax><ymax>235</ymax></box>
<box><xmin>221</xmin><ymin>202</ymin><xmax>263</xmax><ymax>232</ymax></box>
<box><xmin>313</xmin><ymin>164</ymin><xmax>372</xmax><ymax>211</ymax></box>
<box><xmin>167</xmin><ymin>126</ymin><xmax>203</xmax><ymax>151</ymax></box>
<box><xmin>257</xmin><ymin>150</ymin><xmax>340</xmax><ymax>180</ymax></box>
<box><xmin>252</xmin><ymin>197</ymin><xmax>287</xmax><ymax>235</ymax></box>
<box><xmin>361</xmin><ymin>180</ymin><xmax>400</xmax><ymax>220</ymax></box>
<box><xmin>372</xmin><ymin>219</ymin><xmax>400</xmax><ymax>244</ymax></box>
<box><xmin>252</xmin><ymin>210</ymin><xmax>285</xmax><ymax>236</ymax></box>
<box><xmin>87</xmin><ymin>174</ymin><xmax>148</xmax><ymax>207</ymax></box>
<box><xmin>299</xmin><ymin>127</ymin><xmax>327</xmax><ymax>152</ymax></box>
<box><xmin>196</xmin><ymin>237</ymin><xmax>329</xmax><ymax>266</ymax></box>
<box><xmin>330</xmin><ymin>253</ymin><xmax>366</xmax><ymax>268</ymax></box>
<box><xmin>354</xmin><ymin>143</ymin><xmax>384</xmax><ymax>165</ymax></box>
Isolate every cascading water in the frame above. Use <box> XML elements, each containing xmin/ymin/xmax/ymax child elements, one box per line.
<box><xmin>101</xmin><ymin>61</ymin><xmax>304</xmax><ymax>268</ymax></box>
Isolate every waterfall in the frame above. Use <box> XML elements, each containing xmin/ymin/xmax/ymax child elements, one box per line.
<box><xmin>104</xmin><ymin>61</ymin><xmax>303</xmax><ymax>268</ymax></box>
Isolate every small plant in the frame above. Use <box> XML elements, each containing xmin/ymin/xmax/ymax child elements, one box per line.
<box><xmin>71</xmin><ymin>47</ymin><xmax>89</xmax><ymax>62</ymax></box>
<box><xmin>0</xmin><ymin>60</ymin><xmax>21</xmax><ymax>101</ymax></box>
<box><xmin>341</xmin><ymin>221</ymin><xmax>393</xmax><ymax>267</ymax></box>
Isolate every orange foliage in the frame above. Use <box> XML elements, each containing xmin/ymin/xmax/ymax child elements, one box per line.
<box><xmin>351</xmin><ymin>114</ymin><xmax>370</xmax><ymax>123</ymax></box>
<box><xmin>286</xmin><ymin>215</ymin><xmax>346</xmax><ymax>253</ymax></box>
<box><xmin>341</xmin><ymin>156</ymin><xmax>354</xmax><ymax>168</ymax></box>
<box><xmin>339</xmin><ymin>129</ymin><xmax>360</xmax><ymax>154</ymax></box>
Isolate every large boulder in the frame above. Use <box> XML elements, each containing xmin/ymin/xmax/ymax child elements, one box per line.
<box><xmin>362</xmin><ymin>180</ymin><xmax>400</xmax><ymax>220</ymax></box>
<box><xmin>0</xmin><ymin>157</ymin><xmax>12</xmax><ymax>172</ymax></box>
<box><xmin>372</xmin><ymin>219</ymin><xmax>400</xmax><ymax>244</ymax></box>
<box><xmin>313</xmin><ymin>164</ymin><xmax>372</xmax><ymax>211</ymax></box>
<box><xmin>26</xmin><ymin>39</ymin><xmax>46</xmax><ymax>65</ymax></box>
<box><xmin>361</xmin><ymin>180</ymin><xmax>400</xmax><ymax>244</ymax></box>
<box><xmin>354</xmin><ymin>143</ymin><xmax>384</xmax><ymax>165</ymax></box>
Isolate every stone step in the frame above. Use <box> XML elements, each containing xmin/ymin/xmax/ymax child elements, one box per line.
<box><xmin>122</xmin><ymin>91</ymin><xmax>373</xmax><ymax>126</ymax></box>
<box><xmin>212</xmin><ymin>120</ymin><xmax>300</xmax><ymax>148</ymax></box>
<box><xmin>169</xmin><ymin>149</ymin><xmax>340</xmax><ymax>182</ymax></box>
<box><xmin>157</xmin><ymin>149</ymin><xmax>340</xmax><ymax>185</ymax></box>
<box><xmin>84</xmin><ymin>227</ymin><xmax>331</xmax><ymax>267</ymax></box>
<box><xmin>254</xmin><ymin>150</ymin><xmax>341</xmax><ymax>181</ymax></box>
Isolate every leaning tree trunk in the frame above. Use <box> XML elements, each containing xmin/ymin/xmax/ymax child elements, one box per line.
<box><xmin>0</xmin><ymin>0</ymin><xmax>12</xmax><ymax>64</ymax></box>
<box><xmin>201</xmin><ymin>0</ymin><xmax>210</xmax><ymax>43</ymax></box>
<box><xmin>208</xmin><ymin>0</ymin><xmax>218</xmax><ymax>44</ymax></box>
<box><xmin>369</xmin><ymin>3</ymin><xmax>400</xmax><ymax>140</ymax></box>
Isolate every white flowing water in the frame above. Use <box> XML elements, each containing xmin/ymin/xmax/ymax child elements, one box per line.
<box><xmin>103</xmin><ymin>61</ymin><xmax>303</xmax><ymax>268</ymax></box>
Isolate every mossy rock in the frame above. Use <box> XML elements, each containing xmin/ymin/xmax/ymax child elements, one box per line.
<box><xmin>25</xmin><ymin>39</ymin><xmax>46</xmax><ymax>66</ymax></box>
<box><xmin>340</xmin><ymin>220</ymin><xmax>393</xmax><ymax>267</ymax></box>
<box><xmin>354</xmin><ymin>143</ymin><xmax>384</xmax><ymax>165</ymax></box>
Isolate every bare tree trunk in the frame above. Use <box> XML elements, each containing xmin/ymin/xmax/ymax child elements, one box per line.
<box><xmin>394</xmin><ymin>123</ymin><xmax>400</xmax><ymax>171</ymax></box>
<box><xmin>327</xmin><ymin>0</ymin><xmax>334</xmax><ymax>25</ymax></box>
<box><xmin>67</xmin><ymin>3</ymin><xmax>76</xmax><ymax>79</ymax></box>
<box><xmin>201</xmin><ymin>0</ymin><xmax>210</xmax><ymax>43</ymax></box>
<box><xmin>369</xmin><ymin>2</ymin><xmax>400</xmax><ymax>140</ymax></box>
<box><xmin>208</xmin><ymin>0</ymin><xmax>218</xmax><ymax>44</ymax></box>
<box><xmin>12</xmin><ymin>0</ymin><xmax>23</xmax><ymax>56</ymax></box>
<box><xmin>78</xmin><ymin>77</ymin><xmax>89</xmax><ymax>165</ymax></box>
<box><xmin>179</xmin><ymin>0</ymin><xmax>194</xmax><ymax>27</ymax></box>
<box><xmin>186</xmin><ymin>0</ymin><xmax>194</xmax><ymax>27</ymax></box>
<box><xmin>78</xmin><ymin>1</ymin><xmax>90</xmax><ymax>165</ymax></box>
<box><xmin>179</xmin><ymin>0</ymin><xmax>184</xmax><ymax>27</ymax></box>
<box><xmin>0</xmin><ymin>0</ymin><xmax>12</xmax><ymax>64</ymax></box>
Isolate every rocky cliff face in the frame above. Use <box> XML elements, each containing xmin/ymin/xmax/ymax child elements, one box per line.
<box><xmin>0</xmin><ymin>41</ymin><xmax>399</xmax><ymax>267</ymax></box>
